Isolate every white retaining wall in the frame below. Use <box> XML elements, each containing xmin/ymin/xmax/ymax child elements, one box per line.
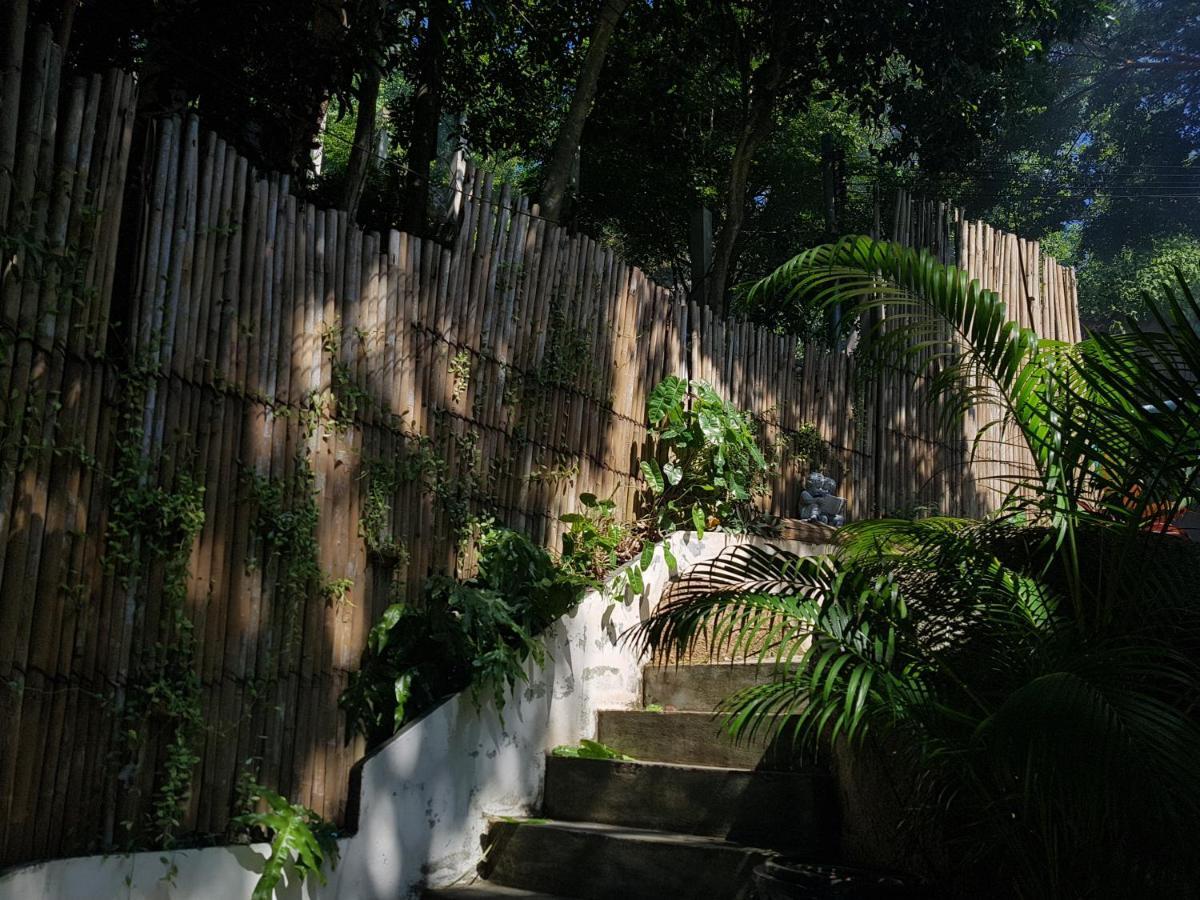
<box><xmin>0</xmin><ymin>533</ymin><xmax>828</xmax><ymax>900</ymax></box>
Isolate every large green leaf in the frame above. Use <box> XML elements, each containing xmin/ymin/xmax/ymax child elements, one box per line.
<box><xmin>647</xmin><ymin>375</ymin><xmax>688</xmax><ymax>426</ymax></box>
<box><xmin>640</xmin><ymin>458</ymin><xmax>665</xmax><ymax>495</ymax></box>
<box><xmin>236</xmin><ymin>789</ymin><xmax>339</xmax><ymax>900</ymax></box>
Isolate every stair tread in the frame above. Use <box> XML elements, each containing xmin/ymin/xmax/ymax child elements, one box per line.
<box><xmin>426</xmin><ymin>884</ymin><xmax>577</xmax><ymax>899</ymax></box>
<box><xmin>483</xmin><ymin>817</ymin><xmax>775</xmax><ymax>899</ymax></box>
<box><xmin>542</xmin><ymin>755</ymin><xmax>834</xmax><ymax>851</ymax></box>
<box><xmin>546</xmin><ymin>753</ymin><xmax>824</xmax><ymax>776</ymax></box>
<box><xmin>596</xmin><ymin>708</ymin><xmax>798</xmax><ymax>769</ymax></box>
<box><xmin>642</xmin><ymin>663</ymin><xmax>779</xmax><ymax>712</ymax></box>
<box><xmin>490</xmin><ymin>817</ymin><xmax>778</xmax><ymax>852</ymax></box>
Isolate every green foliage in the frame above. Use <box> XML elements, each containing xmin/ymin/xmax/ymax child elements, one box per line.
<box><xmin>342</xmin><ymin>524</ymin><xmax>589</xmax><ymax>747</ymax></box>
<box><xmin>69</xmin><ymin>0</ymin><xmax>396</xmax><ymax>177</ymax></box>
<box><xmin>320</xmin><ymin>323</ymin><xmax>376</xmax><ymax>430</ymax></box>
<box><xmin>105</xmin><ymin>415</ymin><xmax>206</xmax><ymax>588</ymax></box>
<box><xmin>958</xmin><ymin>0</ymin><xmax>1199</xmax><ymax>332</ymax></box>
<box><xmin>245</xmin><ymin>465</ymin><xmax>322</xmax><ymax>639</ymax></box>
<box><xmin>787</xmin><ymin>422</ymin><xmax>829</xmax><ymax>473</ymax></box>
<box><xmin>748</xmin><ymin>236</ymin><xmax>1200</xmax><ymax>542</ymax></box>
<box><xmin>449</xmin><ymin>350</ymin><xmax>472</xmax><ymax>403</ymax></box>
<box><xmin>558</xmin><ymin>493</ymin><xmax>632</xmax><ymax>584</ymax></box>
<box><xmin>475</xmin><ymin>524</ymin><xmax>589</xmax><ymax>626</ymax></box>
<box><xmin>551</xmin><ymin>739</ymin><xmax>634</xmax><ymax>761</ymax></box>
<box><xmin>0</xmin><ymin>208</ymin><xmax>100</xmax><ymax>338</ymax></box>
<box><xmin>636</xmin><ymin>241</ymin><xmax>1200</xmax><ymax>896</ymax></box>
<box><xmin>637</xmin><ymin>526</ymin><xmax>1200</xmax><ymax>897</ymax></box>
<box><xmin>358</xmin><ymin>460</ymin><xmax>410</xmax><ymax>566</ymax></box>
<box><xmin>642</xmin><ymin>376</ymin><xmax>771</xmax><ymax>533</ymax></box>
<box><xmin>532</xmin><ymin>296</ymin><xmax>597</xmax><ymax>392</ymax></box>
<box><xmin>234</xmin><ymin>783</ymin><xmax>339</xmax><ymax>900</ymax></box>
<box><xmin>106</xmin><ymin>380</ymin><xmax>207</xmax><ymax>849</ymax></box>
<box><xmin>1076</xmin><ymin>233</ymin><xmax>1200</xmax><ymax>330</ymax></box>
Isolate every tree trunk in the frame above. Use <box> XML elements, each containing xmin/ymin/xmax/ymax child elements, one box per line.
<box><xmin>705</xmin><ymin>92</ymin><xmax>776</xmax><ymax>313</ymax></box>
<box><xmin>341</xmin><ymin>60</ymin><xmax>381</xmax><ymax>222</ymax></box>
<box><xmin>401</xmin><ymin>0</ymin><xmax>448</xmax><ymax>236</ymax></box>
<box><xmin>297</xmin><ymin>0</ymin><xmax>347</xmax><ymax>177</ymax></box>
<box><xmin>539</xmin><ymin>0</ymin><xmax>630</xmax><ymax>224</ymax></box>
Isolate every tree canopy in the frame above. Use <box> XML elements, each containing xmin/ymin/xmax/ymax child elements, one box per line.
<box><xmin>948</xmin><ymin>0</ymin><xmax>1200</xmax><ymax>329</ymax></box>
<box><xmin>35</xmin><ymin>0</ymin><xmax>1120</xmax><ymax>311</ymax></box>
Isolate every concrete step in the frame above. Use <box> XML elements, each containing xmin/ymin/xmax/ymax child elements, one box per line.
<box><xmin>642</xmin><ymin>663</ymin><xmax>781</xmax><ymax>712</ymax></box>
<box><xmin>596</xmin><ymin>709</ymin><xmax>798</xmax><ymax>769</ymax></box>
<box><xmin>542</xmin><ymin>755</ymin><xmax>835</xmax><ymax>851</ymax></box>
<box><xmin>482</xmin><ymin>818</ymin><xmax>771</xmax><ymax>900</ymax></box>
<box><xmin>425</xmin><ymin>884</ymin><xmax>576</xmax><ymax>899</ymax></box>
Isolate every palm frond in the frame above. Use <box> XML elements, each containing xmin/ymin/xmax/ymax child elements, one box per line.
<box><xmin>626</xmin><ymin>544</ymin><xmax>829</xmax><ymax>665</ymax></box>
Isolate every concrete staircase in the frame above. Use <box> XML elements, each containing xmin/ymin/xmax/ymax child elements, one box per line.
<box><xmin>426</xmin><ymin>664</ymin><xmax>835</xmax><ymax>900</ymax></box>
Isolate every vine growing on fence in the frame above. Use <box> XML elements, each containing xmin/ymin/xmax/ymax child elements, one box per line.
<box><xmin>105</xmin><ymin>372</ymin><xmax>206</xmax><ymax>848</ymax></box>
<box><xmin>359</xmin><ymin>460</ymin><xmax>410</xmax><ymax>567</ymax></box>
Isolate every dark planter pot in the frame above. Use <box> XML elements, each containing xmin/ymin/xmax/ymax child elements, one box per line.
<box><xmin>753</xmin><ymin>858</ymin><xmax>933</xmax><ymax>900</ymax></box>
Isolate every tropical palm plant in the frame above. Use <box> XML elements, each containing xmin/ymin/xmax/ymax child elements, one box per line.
<box><xmin>630</xmin><ymin>238</ymin><xmax>1200</xmax><ymax>898</ymax></box>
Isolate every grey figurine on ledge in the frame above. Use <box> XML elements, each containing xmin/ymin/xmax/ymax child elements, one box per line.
<box><xmin>799</xmin><ymin>473</ymin><xmax>846</xmax><ymax>527</ymax></box>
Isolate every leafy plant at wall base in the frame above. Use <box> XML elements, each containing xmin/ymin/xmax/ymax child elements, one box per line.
<box><xmin>558</xmin><ymin>493</ymin><xmax>633</xmax><ymax>584</ymax></box>
<box><xmin>642</xmin><ymin>376</ymin><xmax>772</xmax><ymax>533</ymax></box>
<box><xmin>234</xmin><ymin>784</ymin><xmax>339</xmax><ymax>900</ymax></box>
<box><xmin>342</xmin><ymin>525</ymin><xmax>589</xmax><ymax>747</ymax></box>
<box><xmin>622</xmin><ymin>377</ymin><xmax>776</xmax><ymax>593</ymax></box>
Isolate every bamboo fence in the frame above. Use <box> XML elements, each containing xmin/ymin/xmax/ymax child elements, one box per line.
<box><xmin>0</xmin><ymin>22</ymin><xmax>1080</xmax><ymax>865</ymax></box>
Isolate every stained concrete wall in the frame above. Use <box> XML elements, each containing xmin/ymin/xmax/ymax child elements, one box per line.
<box><xmin>0</xmin><ymin>533</ymin><xmax>828</xmax><ymax>900</ymax></box>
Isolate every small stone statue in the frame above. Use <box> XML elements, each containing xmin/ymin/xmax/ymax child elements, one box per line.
<box><xmin>799</xmin><ymin>472</ymin><xmax>847</xmax><ymax>527</ymax></box>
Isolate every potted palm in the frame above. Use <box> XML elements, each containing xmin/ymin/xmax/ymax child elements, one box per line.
<box><xmin>630</xmin><ymin>239</ymin><xmax>1200</xmax><ymax>898</ymax></box>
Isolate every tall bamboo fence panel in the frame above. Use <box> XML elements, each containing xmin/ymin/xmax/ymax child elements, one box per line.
<box><xmin>0</xmin><ymin>22</ymin><xmax>1080</xmax><ymax>865</ymax></box>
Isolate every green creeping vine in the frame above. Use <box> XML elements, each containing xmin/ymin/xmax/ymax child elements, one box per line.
<box><xmin>537</xmin><ymin>296</ymin><xmax>596</xmax><ymax>391</ymax></box>
<box><xmin>106</xmin><ymin>374</ymin><xmax>206</xmax><ymax>848</ymax></box>
<box><xmin>245</xmin><ymin>452</ymin><xmax>357</xmax><ymax>633</ymax></box>
<box><xmin>358</xmin><ymin>426</ymin><xmax>483</xmax><ymax>558</ymax></box>
<box><xmin>358</xmin><ymin>459</ymin><xmax>410</xmax><ymax>566</ymax></box>
<box><xmin>1</xmin><ymin>202</ymin><xmax>101</xmax><ymax>331</ymax></box>
<box><xmin>245</xmin><ymin>464</ymin><xmax>323</xmax><ymax>642</ymax></box>
<box><xmin>785</xmin><ymin>421</ymin><xmax>828</xmax><ymax>473</ymax></box>
<box><xmin>449</xmin><ymin>349</ymin><xmax>471</xmax><ymax>403</ymax></box>
<box><xmin>320</xmin><ymin>323</ymin><xmax>376</xmax><ymax>431</ymax></box>
<box><xmin>234</xmin><ymin>782</ymin><xmax>339</xmax><ymax>900</ymax></box>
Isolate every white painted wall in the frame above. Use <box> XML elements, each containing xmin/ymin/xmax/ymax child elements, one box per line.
<box><xmin>0</xmin><ymin>533</ymin><xmax>829</xmax><ymax>900</ymax></box>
